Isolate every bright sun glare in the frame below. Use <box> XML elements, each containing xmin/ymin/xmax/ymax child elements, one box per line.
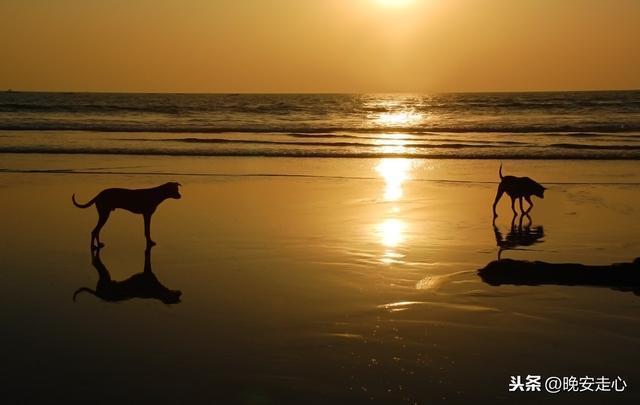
<box><xmin>379</xmin><ymin>219</ymin><xmax>406</xmax><ymax>248</ymax></box>
<box><xmin>377</xmin><ymin>0</ymin><xmax>414</xmax><ymax>7</ymax></box>
<box><xmin>376</xmin><ymin>158</ymin><xmax>412</xmax><ymax>201</ymax></box>
<box><xmin>375</xmin><ymin>112</ymin><xmax>423</xmax><ymax>127</ymax></box>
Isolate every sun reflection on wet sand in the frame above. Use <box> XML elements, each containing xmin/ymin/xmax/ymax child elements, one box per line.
<box><xmin>379</xmin><ymin>218</ymin><xmax>407</xmax><ymax>264</ymax></box>
<box><xmin>374</xmin><ymin>158</ymin><xmax>419</xmax><ymax>264</ymax></box>
<box><xmin>375</xmin><ymin>158</ymin><xmax>412</xmax><ymax>201</ymax></box>
<box><xmin>378</xmin><ymin>218</ymin><xmax>406</xmax><ymax>247</ymax></box>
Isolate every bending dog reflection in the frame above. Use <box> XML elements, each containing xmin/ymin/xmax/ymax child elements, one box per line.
<box><xmin>493</xmin><ymin>213</ymin><xmax>544</xmax><ymax>260</ymax></box>
<box><xmin>73</xmin><ymin>247</ymin><xmax>182</xmax><ymax>304</ymax></box>
<box><xmin>479</xmin><ymin>257</ymin><xmax>640</xmax><ymax>295</ymax></box>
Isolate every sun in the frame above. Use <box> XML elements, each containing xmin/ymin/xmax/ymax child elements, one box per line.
<box><xmin>377</xmin><ymin>0</ymin><xmax>414</xmax><ymax>7</ymax></box>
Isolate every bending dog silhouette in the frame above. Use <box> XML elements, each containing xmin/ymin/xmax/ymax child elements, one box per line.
<box><xmin>479</xmin><ymin>257</ymin><xmax>640</xmax><ymax>295</ymax></box>
<box><xmin>72</xmin><ymin>182</ymin><xmax>181</xmax><ymax>249</ymax></box>
<box><xmin>73</xmin><ymin>246</ymin><xmax>182</xmax><ymax>304</ymax></box>
<box><xmin>493</xmin><ymin>213</ymin><xmax>545</xmax><ymax>260</ymax></box>
<box><xmin>492</xmin><ymin>164</ymin><xmax>545</xmax><ymax>218</ymax></box>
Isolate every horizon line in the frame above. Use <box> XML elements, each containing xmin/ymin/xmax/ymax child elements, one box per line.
<box><xmin>2</xmin><ymin>88</ymin><xmax>639</xmax><ymax>96</ymax></box>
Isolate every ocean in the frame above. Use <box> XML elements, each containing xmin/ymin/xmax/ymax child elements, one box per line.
<box><xmin>1</xmin><ymin>90</ymin><xmax>639</xmax><ymax>159</ymax></box>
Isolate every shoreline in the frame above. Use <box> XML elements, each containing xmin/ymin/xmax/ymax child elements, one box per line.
<box><xmin>4</xmin><ymin>150</ymin><xmax>640</xmax><ymax>159</ymax></box>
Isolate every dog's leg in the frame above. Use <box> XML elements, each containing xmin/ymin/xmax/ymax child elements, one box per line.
<box><xmin>493</xmin><ymin>223</ymin><xmax>503</xmax><ymax>245</ymax></box>
<box><xmin>518</xmin><ymin>212</ymin><xmax>525</xmax><ymax>229</ymax></box>
<box><xmin>510</xmin><ymin>197</ymin><xmax>517</xmax><ymax>215</ymax></box>
<box><xmin>91</xmin><ymin>248</ymin><xmax>112</xmax><ymax>282</ymax></box>
<box><xmin>525</xmin><ymin>196</ymin><xmax>534</xmax><ymax>213</ymax></box>
<box><xmin>143</xmin><ymin>214</ymin><xmax>156</xmax><ymax>247</ymax></box>
<box><xmin>144</xmin><ymin>245</ymin><xmax>153</xmax><ymax>273</ymax></box>
<box><xmin>519</xmin><ymin>197</ymin><xmax>525</xmax><ymax>215</ymax></box>
<box><xmin>492</xmin><ymin>186</ymin><xmax>504</xmax><ymax>218</ymax></box>
<box><xmin>92</xmin><ymin>209</ymin><xmax>110</xmax><ymax>249</ymax></box>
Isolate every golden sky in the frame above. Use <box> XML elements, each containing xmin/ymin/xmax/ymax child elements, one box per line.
<box><xmin>1</xmin><ymin>0</ymin><xmax>639</xmax><ymax>93</ymax></box>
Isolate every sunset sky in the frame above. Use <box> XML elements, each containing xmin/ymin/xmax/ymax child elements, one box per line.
<box><xmin>1</xmin><ymin>0</ymin><xmax>639</xmax><ymax>93</ymax></box>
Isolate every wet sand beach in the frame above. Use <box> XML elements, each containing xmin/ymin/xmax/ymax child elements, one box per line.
<box><xmin>2</xmin><ymin>154</ymin><xmax>640</xmax><ymax>403</ymax></box>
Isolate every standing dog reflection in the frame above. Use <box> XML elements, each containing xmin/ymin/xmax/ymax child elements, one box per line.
<box><xmin>73</xmin><ymin>247</ymin><xmax>182</xmax><ymax>304</ymax></box>
<box><xmin>493</xmin><ymin>213</ymin><xmax>545</xmax><ymax>260</ymax></box>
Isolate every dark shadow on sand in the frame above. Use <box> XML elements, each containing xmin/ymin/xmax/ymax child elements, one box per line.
<box><xmin>479</xmin><ymin>257</ymin><xmax>640</xmax><ymax>295</ymax></box>
<box><xmin>74</xmin><ymin>246</ymin><xmax>182</xmax><ymax>304</ymax></box>
<box><xmin>493</xmin><ymin>213</ymin><xmax>544</xmax><ymax>260</ymax></box>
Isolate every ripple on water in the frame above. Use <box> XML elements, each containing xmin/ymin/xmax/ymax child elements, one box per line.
<box><xmin>377</xmin><ymin>300</ymin><xmax>499</xmax><ymax>313</ymax></box>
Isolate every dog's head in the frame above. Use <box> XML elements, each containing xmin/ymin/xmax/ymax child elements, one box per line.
<box><xmin>160</xmin><ymin>289</ymin><xmax>182</xmax><ymax>305</ymax></box>
<box><xmin>534</xmin><ymin>184</ymin><xmax>546</xmax><ymax>199</ymax></box>
<box><xmin>162</xmin><ymin>182</ymin><xmax>182</xmax><ymax>199</ymax></box>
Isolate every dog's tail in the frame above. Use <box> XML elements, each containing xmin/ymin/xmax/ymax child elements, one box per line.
<box><xmin>499</xmin><ymin>163</ymin><xmax>504</xmax><ymax>180</ymax></box>
<box><xmin>73</xmin><ymin>287</ymin><xmax>97</xmax><ymax>301</ymax></box>
<box><xmin>72</xmin><ymin>193</ymin><xmax>95</xmax><ymax>208</ymax></box>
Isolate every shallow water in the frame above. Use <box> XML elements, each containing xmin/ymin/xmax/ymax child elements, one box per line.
<box><xmin>1</xmin><ymin>91</ymin><xmax>640</xmax><ymax>159</ymax></box>
<box><xmin>2</xmin><ymin>156</ymin><xmax>640</xmax><ymax>403</ymax></box>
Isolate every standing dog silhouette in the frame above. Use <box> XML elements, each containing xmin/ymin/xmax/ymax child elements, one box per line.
<box><xmin>72</xmin><ymin>182</ymin><xmax>181</xmax><ymax>249</ymax></box>
<box><xmin>492</xmin><ymin>164</ymin><xmax>545</xmax><ymax>218</ymax></box>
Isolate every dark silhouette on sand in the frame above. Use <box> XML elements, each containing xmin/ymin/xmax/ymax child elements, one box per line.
<box><xmin>479</xmin><ymin>257</ymin><xmax>640</xmax><ymax>295</ymax></box>
<box><xmin>493</xmin><ymin>213</ymin><xmax>545</xmax><ymax>259</ymax></box>
<box><xmin>492</xmin><ymin>164</ymin><xmax>545</xmax><ymax>218</ymax></box>
<box><xmin>72</xmin><ymin>182</ymin><xmax>181</xmax><ymax>249</ymax></box>
<box><xmin>73</xmin><ymin>246</ymin><xmax>182</xmax><ymax>304</ymax></box>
